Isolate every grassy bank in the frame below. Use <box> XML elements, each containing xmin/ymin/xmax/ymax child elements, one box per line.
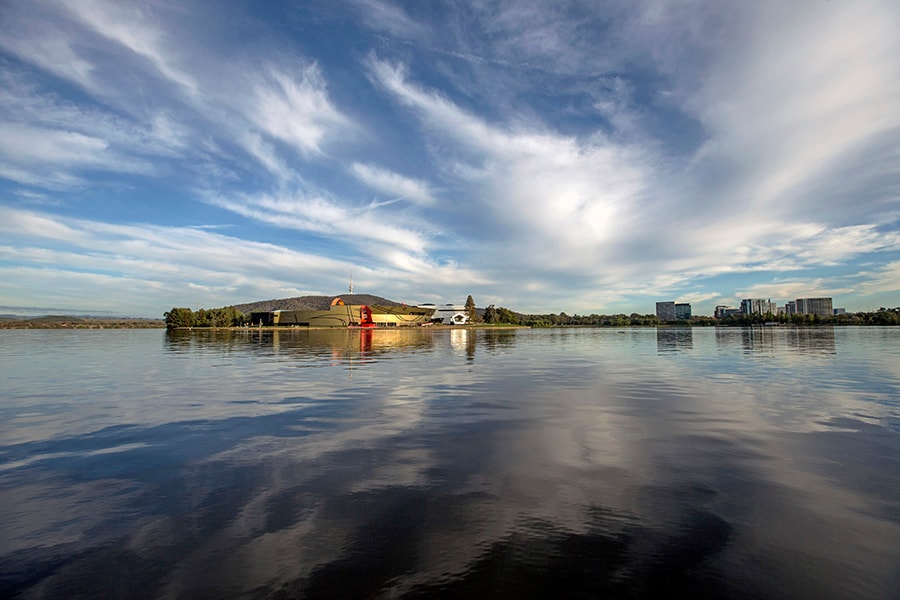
<box><xmin>0</xmin><ymin>316</ymin><xmax>166</xmax><ymax>329</ymax></box>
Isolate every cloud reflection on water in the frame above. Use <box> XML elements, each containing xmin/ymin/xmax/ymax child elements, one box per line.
<box><xmin>1</xmin><ymin>328</ymin><xmax>898</xmax><ymax>598</ymax></box>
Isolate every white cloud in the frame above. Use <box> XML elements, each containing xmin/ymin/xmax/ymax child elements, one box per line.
<box><xmin>0</xmin><ymin>5</ymin><xmax>97</xmax><ymax>91</ymax></box>
<box><xmin>686</xmin><ymin>2</ymin><xmax>900</xmax><ymax>214</ymax></box>
<box><xmin>792</xmin><ymin>225</ymin><xmax>900</xmax><ymax>266</ymax></box>
<box><xmin>736</xmin><ymin>278</ymin><xmax>855</xmax><ymax>305</ymax></box>
<box><xmin>855</xmin><ymin>262</ymin><xmax>900</xmax><ymax>297</ymax></box>
<box><xmin>367</xmin><ymin>57</ymin><xmax>648</xmax><ymax>260</ymax></box>
<box><xmin>351</xmin><ymin>0</ymin><xmax>429</xmax><ymax>40</ymax></box>
<box><xmin>63</xmin><ymin>0</ymin><xmax>199</xmax><ymax>95</ymax></box>
<box><xmin>0</xmin><ymin>70</ymin><xmax>190</xmax><ymax>160</ymax></box>
<box><xmin>350</xmin><ymin>163</ymin><xmax>437</xmax><ymax>206</ymax></box>
<box><xmin>0</xmin><ymin>209</ymin><xmax>85</xmax><ymax>244</ymax></box>
<box><xmin>0</xmin><ymin>207</ymin><xmax>357</xmax><ymax>313</ymax></box>
<box><xmin>241</xmin><ymin>133</ymin><xmax>295</xmax><ymax>184</ymax></box>
<box><xmin>250</xmin><ymin>67</ymin><xmax>350</xmax><ymax>157</ymax></box>
<box><xmin>2</xmin><ymin>125</ymin><xmax>102</xmax><ymax>166</ymax></box>
<box><xmin>364</xmin><ymin>33</ymin><xmax>900</xmax><ymax>313</ymax></box>
<box><xmin>0</xmin><ymin>206</ymin><xmax>489</xmax><ymax>314</ymax></box>
<box><xmin>680</xmin><ymin>222</ymin><xmax>900</xmax><ymax>276</ymax></box>
<box><xmin>0</xmin><ymin>2</ymin><xmax>353</xmax><ymax>191</ymax></box>
<box><xmin>207</xmin><ymin>190</ymin><xmax>429</xmax><ymax>255</ymax></box>
<box><xmin>676</xmin><ymin>291</ymin><xmax>721</xmax><ymax>305</ymax></box>
<box><xmin>0</xmin><ymin>123</ymin><xmax>153</xmax><ymax>189</ymax></box>
<box><xmin>0</xmin><ymin>165</ymin><xmax>84</xmax><ymax>190</ymax></box>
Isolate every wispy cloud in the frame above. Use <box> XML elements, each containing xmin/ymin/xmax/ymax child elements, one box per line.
<box><xmin>350</xmin><ymin>163</ymin><xmax>437</xmax><ymax>206</ymax></box>
<box><xmin>0</xmin><ymin>124</ymin><xmax>149</xmax><ymax>174</ymax></box>
<box><xmin>684</xmin><ymin>3</ymin><xmax>900</xmax><ymax>218</ymax></box>
<box><xmin>366</xmin><ymin>56</ymin><xmax>648</xmax><ymax>256</ymax></box>
<box><xmin>62</xmin><ymin>0</ymin><xmax>199</xmax><ymax>95</ymax></box>
<box><xmin>0</xmin><ymin>2</ymin><xmax>97</xmax><ymax>92</ymax></box>
<box><xmin>855</xmin><ymin>262</ymin><xmax>900</xmax><ymax>297</ymax></box>
<box><xmin>0</xmin><ymin>207</ymin><xmax>477</xmax><ymax>314</ymax></box>
<box><xmin>250</xmin><ymin>67</ymin><xmax>351</xmax><ymax>158</ymax></box>
<box><xmin>366</xmin><ymin>12</ymin><xmax>900</xmax><ymax>311</ymax></box>
<box><xmin>206</xmin><ymin>190</ymin><xmax>429</xmax><ymax>256</ymax></box>
<box><xmin>0</xmin><ymin>70</ymin><xmax>175</xmax><ymax>187</ymax></box>
<box><xmin>351</xmin><ymin>0</ymin><xmax>430</xmax><ymax>40</ymax></box>
<box><xmin>0</xmin><ymin>1</ymin><xmax>354</xmax><ymax>192</ymax></box>
<box><xmin>737</xmin><ymin>278</ymin><xmax>855</xmax><ymax>306</ymax></box>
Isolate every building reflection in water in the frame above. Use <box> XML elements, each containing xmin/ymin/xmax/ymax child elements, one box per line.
<box><xmin>656</xmin><ymin>327</ymin><xmax>693</xmax><ymax>353</ymax></box>
<box><xmin>450</xmin><ymin>328</ymin><xmax>477</xmax><ymax>361</ymax></box>
<box><xmin>165</xmin><ymin>327</ymin><xmax>438</xmax><ymax>364</ymax></box>
<box><xmin>740</xmin><ymin>326</ymin><xmax>776</xmax><ymax>354</ymax></box>
<box><xmin>709</xmin><ymin>326</ymin><xmax>838</xmax><ymax>356</ymax></box>
<box><xmin>787</xmin><ymin>327</ymin><xmax>836</xmax><ymax>354</ymax></box>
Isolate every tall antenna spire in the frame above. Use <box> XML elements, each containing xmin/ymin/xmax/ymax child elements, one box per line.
<box><xmin>349</xmin><ymin>271</ymin><xmax>353</xmax><ymax>294</ymax></box>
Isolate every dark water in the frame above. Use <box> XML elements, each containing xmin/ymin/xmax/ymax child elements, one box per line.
<box><xmin>1</xmin><ymin>327</ymin><xmax>899</xmax><ymax>599</ymax></box>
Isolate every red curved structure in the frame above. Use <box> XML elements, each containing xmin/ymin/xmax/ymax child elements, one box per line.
<box><xmin>358</xmin><ymin>305</ymin><xmax>376</xmax><ymax>327</ymax></box>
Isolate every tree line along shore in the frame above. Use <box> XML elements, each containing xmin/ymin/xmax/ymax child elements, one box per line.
<box><xmin>162</xmin><ymin>303</ymin><xmax>899</xmax><ymax>329</ymax></box>
<box><xmin>2</xmin><ymin>305</ymin><xmax>896</xmax><ymax>329</ymax></box>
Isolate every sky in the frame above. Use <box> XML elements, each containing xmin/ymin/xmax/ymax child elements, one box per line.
<box><xmin>1</xmin><ymin>0</ymin><xmax>898</xmax><ymax>318</ymax></box>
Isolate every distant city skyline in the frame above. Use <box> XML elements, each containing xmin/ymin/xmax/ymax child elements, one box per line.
<box><xmin>1</xmin><ymin>1</ymin><xmax>898</xmax><ymax>317</ymax></box>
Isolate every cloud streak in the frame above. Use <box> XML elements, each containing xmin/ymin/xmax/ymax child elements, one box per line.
<box><xmin>0</xmin><ymin>206</ymin><xmax>486</xmax><ymax>315</ymax></box>
<box><xmin>350</xmin><ymin>163</ymin><xmax>437</xmax><ymax>206</ymax></box>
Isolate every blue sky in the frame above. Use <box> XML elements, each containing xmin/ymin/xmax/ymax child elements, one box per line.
<box><xmin>1</xmin><ymin>0</ymin><xmax>898</xmax><ymax>317</ymax></box>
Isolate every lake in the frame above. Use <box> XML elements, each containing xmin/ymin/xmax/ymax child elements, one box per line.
<box><xmin>1</xmin><ymin>327</ymin><xmax>898</xmax><ymax>598</ymax></box>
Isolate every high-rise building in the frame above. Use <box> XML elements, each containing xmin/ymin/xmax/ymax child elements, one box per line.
<box><xmin>795</xmin><ymin>297</ymin><xmax>833</xmax><ymax>317</ymax></box>
<box><xmin>715</xmin><ymin>305</ymin><xmax>740</xmax><ymax>319</ymax></box>
<box><xmin>740</xmin><ymin>298</ymin><xmax>775</xmax><ymax>315</ymax></box>
<box><xmin>675</xmin><ymin>303</ymin><xmax>692</xmax><ymax>320</ymax></box>
<box><xmin>656</xmin><ymin>301</ymin><xmax>676</xmax><ymax>321</ymax></box>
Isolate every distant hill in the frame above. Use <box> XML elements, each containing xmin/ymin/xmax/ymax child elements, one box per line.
<box><xmin>232</xmin><ymin>294</ymin><xmax>406</xmax><ymax>314</ymax></box>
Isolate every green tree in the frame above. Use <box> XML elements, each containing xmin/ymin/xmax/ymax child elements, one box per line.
<box><xmin>495</xmin><ymin>306</ymin><xmax>519</xmax><ymax>325</ymax></box>
<box><xmin>226</xmin><ymin>306</ymin><xmax>246</xmax><ymax>326</ymax></box>
<box><xmin>465</xmin><ymin>295</ymin><xmax>478</xmax><ymax>323</ymax></box>
<box><xmin>483</xmin><ymin>304</ymin><xmax>499</xmax><ymax>324</ymax></box>
<box><xmin>164</xmin><ymin>307</ymin><xmax>195</xmax><ymax>329</ymax></box>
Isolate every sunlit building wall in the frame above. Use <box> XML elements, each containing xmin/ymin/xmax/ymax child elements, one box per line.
<box><xmin>420</xmin><ymin>304</ymin><xmax>468</xmax><ymax>325</ymax></box>
<box><xmin>741</xmin><ymin>298</ymin><xmax>776</xmax><ymax>315</ymax></box>
<box><xmin>795</xmin><ymin>297</ymin><xmax>833</xmax><ymax>317</ymax></box>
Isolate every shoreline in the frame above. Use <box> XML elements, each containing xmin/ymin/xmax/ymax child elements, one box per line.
<box><xmin>0</xmin><ymin>317</ymin><xmax>166</xmax><ymax>329</ymax></box>
<box><xmin>2</xmin><ymin>319</ymin><xmax>895</xmax><ymax>330</ymax></box>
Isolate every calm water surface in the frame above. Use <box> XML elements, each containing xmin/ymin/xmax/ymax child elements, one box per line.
<box><xmin>1</xmin><ymin>327</ymin><xmax>899</xmax><ymax>598</ymax></box>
